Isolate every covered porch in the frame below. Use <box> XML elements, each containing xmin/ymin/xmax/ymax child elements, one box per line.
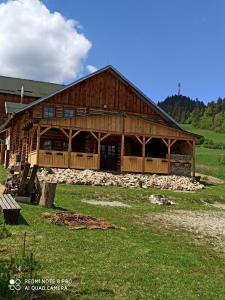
<box><xmin>26</xmin><ymin>124</ymin><xmax>195</xmax><ymax>176</ymax></box>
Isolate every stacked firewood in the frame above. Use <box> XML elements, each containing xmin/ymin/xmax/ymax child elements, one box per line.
<box><xmin>4</xmin><ymin>163</ymin><xmax>42</xmax><ymax>202</ymax></box>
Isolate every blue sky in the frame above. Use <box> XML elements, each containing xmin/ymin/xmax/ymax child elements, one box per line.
<box><xmin>1</xmin><ymin>0</ymin><xmax>225</xmax><ymax>103</ymax></box>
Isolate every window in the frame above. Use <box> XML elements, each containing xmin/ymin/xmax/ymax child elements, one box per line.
<box><xmin>42</xmin><ymin>140</ymin><xmax>52</xmax><ymax>150</ymax></box>
<box><xmin>64</xmin><ymin>108</ymin><xmax>74</xmax><ymax>118</ymax></box>
<box><xmin>43</xmin><ymin>107</ymin><xmax>55</xmax><ymax>118</ymax></box>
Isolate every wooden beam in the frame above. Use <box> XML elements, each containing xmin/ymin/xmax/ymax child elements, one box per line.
<box><xmin>145</xmin><ymin>136</ymin><xmax>152</xmax><ymax>145</ymax></box>
<box><xmin>72</xmin><ymin>130</ymin><xmax>81</xmax><ymax>139</ymax></box>
<box><xmin>162</xmin><ymin>138</ymin><xmax>168</xmax><ymax>147</ymax></box>
<box><xmin>60</xmin><ymin>128</ymin><xmax>69</xmax><ymax>138</ymax></box>
<box><xmin>142</xmin><ymin>136</ymin><xmax>145</xmax><ymax>173</ymax></box>
<box><xmin>97</xmin><ymin>132</ymin><xmax>101</xmax><ymax>170</ymax></box>
<box><xmin>36</xmin><ymin>125</ymin><xmax>40</xmax><ymax>165</ymax></box>
<box><xmin>90</xmin><ymin>131</ymin><xmax>98</xmax><ymax>141</ymax></box>
<box><xmin>135</xmin><ymin>136</ymin><xmax>143</xmax><ymax>145</ymax></box>
<box><xmin>100</xmin><ymin>133</ymin><xmax>110</xmax><ymax>141</ymax></box>
<box><xmin>168</xmin><ymin>139</ymin><xmax>171</xmax><ymax>174</ymax></box>
<box><xmin>40</xmin><ymin>127</ymin><xmax>51</xmax><ymax>136</ymax></box>
<box><xmin>68</xmin><ymin>129</ymin><xmax>72</xmax><ymax>168</ymax></box>
<box><xmin>170</xmin><ymin>139</ymin><xmax>177</xmax><ymax>148</ymax></box>
<box><xmin>121</xmin><ymin>134</ymin><xmax>124</xmax><ymax>172</ymax></box>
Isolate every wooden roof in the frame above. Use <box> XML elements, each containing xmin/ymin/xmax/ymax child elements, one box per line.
<box><xmin>13</xmin><ymin>65</ymin><xmax>183</xmax><ymax>130</ymax></box>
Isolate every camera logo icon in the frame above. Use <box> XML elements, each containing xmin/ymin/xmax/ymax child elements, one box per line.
<box><xmin>9</xmin><ymin>278</ymin><xmax>21</xmax><ymax>291</ymax></box>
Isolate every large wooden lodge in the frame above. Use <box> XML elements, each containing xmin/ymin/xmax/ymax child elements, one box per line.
<box><xmin>0</xmin><ymin>66</ymin><xmax>198</xmax><ymax>176</ymax></box>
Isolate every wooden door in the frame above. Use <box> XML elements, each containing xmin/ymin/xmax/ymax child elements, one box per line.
<box><xmin>100</xmin><ymin>144</ymin><xmax>118</xmax><ymax>170</ymax></box>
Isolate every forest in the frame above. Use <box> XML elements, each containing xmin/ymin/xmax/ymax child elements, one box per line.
<box><xmin>158</xmin><ymin>95</ymin><xmax>225</xmax><ymax>133</ymax></box>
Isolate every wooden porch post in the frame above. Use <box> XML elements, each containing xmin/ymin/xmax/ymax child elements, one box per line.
<box><xmin>142</xmin><ymin>136</ymin><xmax>145</xmax><ymax>173</ymax></box>
<box><xmin>68</xmin><ymin>129</ymin><xmax>72</xmax><ymax>168</ymax></box>
<box><xmin>121</xmin><ymin>134</ymin><xmax>124</xmax><ymax>172</ymax></box>
<box><xmin>168</xmin><ymin>139</ymin><xmax>171</xmax><ymax>174</ymax></box>
<box><xmin>97</xmin><ymin>132</ymin><xmax>101</xmax><ymax>170</ymax></box>
<box><xmin>192</xmin><ymin>140</ymin><xmax>195</xmax><ymax>178</ymax></box>
<box><xmin>36</xmin><ymin>125</ymin><xmax>40</xmax><ymax>165</ymax></box>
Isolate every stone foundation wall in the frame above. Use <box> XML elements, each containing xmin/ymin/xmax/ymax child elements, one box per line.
<box><xmin>171</xmin><ymin>162</ymin><xmax>191</xmax><ymax>177</ymax></box>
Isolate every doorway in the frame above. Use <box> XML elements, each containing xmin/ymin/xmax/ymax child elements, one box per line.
<box><xmin>100</xmin><ymin>144</ymin><xmax>118</xmax><ymax>170</ymax></box>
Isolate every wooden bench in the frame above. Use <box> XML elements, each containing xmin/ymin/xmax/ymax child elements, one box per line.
<box><xmin>0</xmin><ymin>194</ymin><xmax>21</xmax><ymax>224</ymax></box>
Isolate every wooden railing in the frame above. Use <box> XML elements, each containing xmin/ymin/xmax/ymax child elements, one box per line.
<box><xmin>144</xmin><ymin>157</ymin><xmax>169</xmax><ymax>174</ymax></box>
<box><xmin>121</xmin><ymin>156</ymin><xmax>143</xmax><ymax>173</ymax></box>
<box><xmin>70</xmin><ymin>152</ymin><xmax>98</xmax><ymax>170</ymax></box>
<box><xmin>39</xmin><ymin>150</ymin><xmax>69</xmax><ymax>168</ymax></box>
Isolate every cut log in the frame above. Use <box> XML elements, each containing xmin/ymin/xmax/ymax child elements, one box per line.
<box><xmin>39</xmin><ymin>182</ymin><xmax>57</xmax><ymax>208</ymax></box>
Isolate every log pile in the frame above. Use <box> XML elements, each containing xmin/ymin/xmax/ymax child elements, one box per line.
<box><xmin>4</xmin><ymin>163</ymin><xmax>42</xmax><ymax>202</ymax></box>
<box><xmin>38</xmin><ymin>169</ymin><xmax>204</xmax><ymax>192</ymax></box>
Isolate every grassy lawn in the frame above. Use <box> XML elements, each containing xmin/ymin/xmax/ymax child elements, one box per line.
<box><xmin>1</xmin><ymin>124</ymin><xmax>225</xmax><ymax>299</ymax></box>
<box><xmin>182</xmin><ymin>124</ymin><xmax>225</xmax><ymax>180</ymax></box>
<box><xmin>1</xmin><ymin>168</ymin><xmax>225</xmax><ymax>299</ymax></box>
<box><xmin>182</xmin><ymin>124</ymin><xmax>225</xmax><ymax>144</ymax></box>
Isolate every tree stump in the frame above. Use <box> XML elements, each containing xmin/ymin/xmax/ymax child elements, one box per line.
<box><xmin>39</xmin><ymin>182</ymin><xmax>57</xmax><ymax>208</ymax></box>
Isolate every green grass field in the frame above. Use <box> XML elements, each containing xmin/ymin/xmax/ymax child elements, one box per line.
<box><xmin>1</xmin><ymin>170</ymin><xmax>225</xmax><ymax>299</ymax></box>
<box><xmin>1</xmin><ymin>126</ymin><xmax>225</xmax><ymax>299</ymax></box>
<box><xmin>183</xmin><ymin>124</ymin><xmax>225</xmax><ymax>144</ymax></box>
<box><xmin>182</xmin><ymin>124</ymin><xmax>225</xmax><ymax>180</ymax></box>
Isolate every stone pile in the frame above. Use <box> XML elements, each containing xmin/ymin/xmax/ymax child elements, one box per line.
<box><xmin>149</xmin><ymin>194</ymin><xmax>175</xmax><ymax>205</ymax></box>
<box><xmin>38</xmin><ymin>169</ymin><xmax>204</xmax><ymax>192</ymax></box>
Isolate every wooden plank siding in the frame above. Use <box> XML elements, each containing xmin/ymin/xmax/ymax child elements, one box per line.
<box><xmin>31</xmin><ymin>70</ymin><xmax>170</xmax><ymax>127</ymax></box>
<box><xmin>37</xmin><ymin>114</ymin><xmax>195</xmax><ymax>141</ymax></box>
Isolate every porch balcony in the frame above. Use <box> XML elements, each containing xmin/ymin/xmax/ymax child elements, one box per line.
<box><xmin>26</xmin><ymin>126</ymin><xmax>193</xmax><ymax>176</ymax></box>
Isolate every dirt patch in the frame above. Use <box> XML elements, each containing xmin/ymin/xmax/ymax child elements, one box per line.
<box><xmin>211</xmin><ymin>202</ymin><xmax>225</xmax><ymax>210</ymax></box>
<box><xmin>82</xmin><ymin>200</ymin><xmax>130</xmax><ymax>207</ymax></box>
<box><xmin>196</xmin><ymin>172</ymin><xmax>224</xmax><ymax>185</ymax></box>
<box><xmin>144</xmin><ymin>210</ymin><xmax>225</xmax><ymax>252</ymax></box>
<box><xmin>42</xmin><ymin>211</ymin><xmax>118</xmax><ymax>230</ymax></box>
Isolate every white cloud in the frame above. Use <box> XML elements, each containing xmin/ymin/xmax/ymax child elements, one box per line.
<box><xmin>0</xmin><ymin>0</ymin><xmax>92</xmax><ymax>83</ymax></box>
<box><xmin>86</xmin><ymin>64</ymin><xmax>98</xmax><ymax>73</ymax></box>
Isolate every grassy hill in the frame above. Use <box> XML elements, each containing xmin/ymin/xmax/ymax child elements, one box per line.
<box><xmin>182</xmin><ymin>124</ymin><xmax>225</xmax><ymax>179</ymax></box>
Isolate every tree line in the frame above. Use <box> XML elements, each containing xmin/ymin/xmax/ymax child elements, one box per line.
<box><xmin>158</xmin><ymin>95</ymin><xmax>225</xmax><ymax>133</ymax></box>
